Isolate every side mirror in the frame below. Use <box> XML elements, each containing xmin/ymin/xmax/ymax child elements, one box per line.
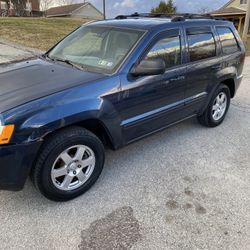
<box><xmin>131</xmin><ymin>58</ymin><xmax>166</xmax><ymax>77</ymax></box>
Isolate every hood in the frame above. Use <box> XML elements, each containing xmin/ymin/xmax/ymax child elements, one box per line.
<box><xmin>0</xmin><ymin>58</ymin><xmax>104</xmax><ymax>113</ymax></box>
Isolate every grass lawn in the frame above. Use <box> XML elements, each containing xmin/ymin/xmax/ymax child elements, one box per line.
<box><xmin>0</xmin><ymin>17</ymin><xmax>88</xmax><ymax>51</ymax></box>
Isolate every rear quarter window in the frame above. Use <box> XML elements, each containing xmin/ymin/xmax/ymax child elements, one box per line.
<box><xmin>216</xmin><ymin>27</ymin><xmax>240</xmax><ymax>55</ymax></box>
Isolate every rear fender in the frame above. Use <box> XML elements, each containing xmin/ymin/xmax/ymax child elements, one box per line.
<box><xmin>199</xmin><ymin>66</ymin><xmax>236</xmax><ymax>115</ymax></box>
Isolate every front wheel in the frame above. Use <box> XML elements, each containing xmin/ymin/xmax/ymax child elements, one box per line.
<box><xmin>31</xmin><ymin>127</ymin><xmax>105</xmax><ymax>201</ymax></box>
<box><xmin>198</xmin><ymin>84</ymin><xmax>231</xmax><ymax>127</ymax></box>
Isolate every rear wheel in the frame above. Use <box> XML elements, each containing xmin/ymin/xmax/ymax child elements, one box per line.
<box><xmin>198</xmin><ymin>84</ymin><xmax>231</xmax><ymax>127</ymax></box>
<box><xmin>31</xmin><ymin>127</ymin><xmax>105</xmax><ymax>201</ymax></box>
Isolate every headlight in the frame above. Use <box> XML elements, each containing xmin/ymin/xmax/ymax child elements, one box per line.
<box><xmin>0</xmin><ymin>116</ymin><xmax>15</xmax><ymax>145</ymax></box>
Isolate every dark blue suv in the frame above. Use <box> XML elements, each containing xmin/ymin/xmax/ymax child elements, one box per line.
<box><xmin>0</xmin><ymin>14</ymin><xmax>245</xmax><ymax>201</ymax></box>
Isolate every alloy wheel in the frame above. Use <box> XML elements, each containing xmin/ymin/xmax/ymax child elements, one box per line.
<box><xmin>212</xmin><ymin>92</ymin><xmax>228</xmax><ymax>121</ymax></box>
<box><xmin>51</xmin><ymin>145</ymin><xmax>96</xmax><ymax>191</ymax></box>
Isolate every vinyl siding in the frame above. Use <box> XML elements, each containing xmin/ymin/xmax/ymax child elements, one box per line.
<box><xmin>227</xmin><ymin>0</ymin><xmax>248</xmax><ymax>10</ymax></box>
<box><xmin>72</xmin><ymin>5</ymin><xmax>103</xmax><ymax>20</ymax></box>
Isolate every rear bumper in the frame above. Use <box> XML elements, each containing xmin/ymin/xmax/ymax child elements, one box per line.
<box><xmin>0</xmin><ymin>142</ymin><xmax>42</xmax><ymax>191</ymax></box>
<box><xmin>235</xmin><ymin>74</ymin><xmax>243</xmax><ymax>94</ymax></box>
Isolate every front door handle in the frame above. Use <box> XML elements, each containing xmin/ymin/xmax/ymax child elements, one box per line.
<box><xmin>169</xmin><ymin>75</ymin><xmax>185</xmax><ymax>82</ymax></box>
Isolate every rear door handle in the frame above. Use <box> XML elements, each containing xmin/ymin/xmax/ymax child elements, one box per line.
<box><xmin>211</xmin><ymin>64</ymin><xmax>221</xmax><ymax>71</ymax></box>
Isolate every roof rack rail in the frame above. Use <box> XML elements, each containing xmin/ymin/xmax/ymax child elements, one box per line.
<box><xmin>115</xmin><ymin>12</ymin><xmax>215</xmax><ymax>21</ymax></box>
<box><xmin>115</xmin><ymin>12</ymin><xmax>174</xmax><ymax>19</ymax></box>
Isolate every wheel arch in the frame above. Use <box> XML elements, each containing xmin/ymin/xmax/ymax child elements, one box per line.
<box><xmin>221</xmin><ymin>78</ymin><xmax>235</xmax><ymax>98</ymax></box>
<box><xmin>39</xmin><ymin>118</ymin><xmax>117</xmax><ymax>150</ymax></box>
<box><xmin>199</xmin><ymin>77</ymin><xmax>235</xmax><ymax>116</ymax></box>
<box><xmin>74</xmin><ymin>119</ymin><xmax>115</xmax><ymax>150</ymax></box>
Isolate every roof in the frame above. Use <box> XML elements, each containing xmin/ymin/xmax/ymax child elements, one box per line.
<box><xmin>211</xmin><ymin>7</ymin><xmax>246</xmax><ymax>16</ymax></box>
<box><xmin>89</xmin><ymin>18</ymin><xmax>172</xmax><ymax>30</ymax></box>
<box><xmin>46</xmin><ymin>2</ymin><xmax>103</xmax><ymax>17</ymax></box>
<box><xmin>46</xmin><ymin>3</ymin><xmax>84</xmax><ymax>16</ymax></box>
<box><xmin>89</xmin><ymin>18</ymin><xmax>228</xmax><ymax>31</ymax></box>
<box><xmin>219</xmin><ymin>0</ymin><xmax>235</xmax><ymax>9</ymax></box>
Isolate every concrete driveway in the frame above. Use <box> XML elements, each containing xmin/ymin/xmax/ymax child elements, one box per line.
<box><xmin>0</xmin><ymin>44</ymin><xmax>250</xmax><ymax>250</ymax></box>
<box><xmin>0</xmin><ymin>40</ymin><xmax>42</xmax><ymax>65</ymax></box>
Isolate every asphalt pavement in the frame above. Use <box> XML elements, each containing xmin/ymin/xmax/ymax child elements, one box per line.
<box><xmin>0</xmin><ymin>43</ymin><xmax>250</xmax><ymax>250</ymax></box>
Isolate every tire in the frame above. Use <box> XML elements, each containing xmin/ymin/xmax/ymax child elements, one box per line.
<box><xmin>198</xmin><ymin>84</ymin><xmax>231</xmax><ymax>127</ymax></box>
<box><xmin>31</xmin><ymin>127</ymin><xmax>105</xmax><ymax>202</ymax></box>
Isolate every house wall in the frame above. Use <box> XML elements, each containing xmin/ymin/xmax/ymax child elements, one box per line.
<box><xmin>0</xmin><ymin>1</ymin><xmax>7</xmax><ymax>14</ymax></box>
<box><xmin>226</xmin><ymin>0</ymin><xmax>248</xmax><ymax>10</ymax></box>
<box><xmin>214</xmin><ymin>0</ymin><xmax>250</xmax><ymax>53</ymax></box>
<box><xmin>72</xmin><ymin>4</ymin><xmax>103</xmax><ymax>20</ymax></box>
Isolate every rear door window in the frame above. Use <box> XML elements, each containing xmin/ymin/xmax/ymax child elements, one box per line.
<box><xmin>187</xmin><ymin>32</ymin><xmax>216</xmax><ymax>62</ymax></box>
<box><xmin>216</xmin><ymin>27</ymin><xmax>240</xmax><ymax>55</ymax></box>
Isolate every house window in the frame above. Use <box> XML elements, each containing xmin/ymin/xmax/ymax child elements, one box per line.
<box><xmin>240</xmin><ymin>0</ymin><xmax>247</xmax><ymax>4</ymax></box>
<box><xmin>0</xmin><ymin>1</ymin><xmax>7</xmax><ymax>9</ymax></box>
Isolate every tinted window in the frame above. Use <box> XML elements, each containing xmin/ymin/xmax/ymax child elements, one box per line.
<box><xmin>216</xmin><ymin>27</ymin><xmax>239</xmax><ymax>55</ymax></box>
<box><xmin>187</xmin><ymin>33</ymin><xmax>216</xmax><ymax>62</ymax></box>
<box><xmin>146</xmin><ymin>36</ymin><xmax>181</xmax><ymax>69</ymax></box>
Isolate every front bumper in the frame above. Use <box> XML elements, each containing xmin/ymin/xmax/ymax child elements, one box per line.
<box><xmin>0</xmin><ymin>141</ymin><xmax>42</xmax><ymax>191</ymax></box>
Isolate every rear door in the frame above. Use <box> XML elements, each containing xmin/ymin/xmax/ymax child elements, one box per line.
<box><xmin>183</xmin><ymin>25</ymin><xmax>221</xmax><ymax>115</ymax></box>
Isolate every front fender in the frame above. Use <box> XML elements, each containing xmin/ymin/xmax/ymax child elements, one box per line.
<box><xmin>21</xmin><ymin>98</ymin><xmax>103</xmax><ymax>140</ymax></box>
<box><xmin>21</xmin><ymin>99</ymin><xmax>122</xmax><ymax>147</ymax></box>
<box><xmin>3</xmin><ymin>77</ymin><xmax>123</xmax><ymax>147</ymax></box>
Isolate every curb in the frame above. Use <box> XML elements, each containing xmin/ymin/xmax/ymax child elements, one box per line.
<box><xmin>0</xmin><ymin>56</ymin><xmax>37</xmax><ymax>68</ymax></box>
<box><xmin>0</xmin><ymin>38</ymin><xmax>45</xmax><ymax>55</ymax></box>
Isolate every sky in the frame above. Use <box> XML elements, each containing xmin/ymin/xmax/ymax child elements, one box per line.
<box><xmin>76</xmin><ymin>0</ymin><xmax>229</xmax><ymax>18</ymax></box>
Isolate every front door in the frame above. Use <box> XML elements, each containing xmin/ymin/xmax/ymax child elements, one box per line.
<box><xmin>119</xmin><ymin>29</ymin><xmax>187</xmax><ymax>144</ymax></box>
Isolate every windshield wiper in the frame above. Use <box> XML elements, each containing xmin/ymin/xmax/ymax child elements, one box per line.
<box><xmin>51</xmin><ymin>58</ymin><xmax>85</xmax><ymax>71</ymax></box>
<box><xmin>40</xmin><ymin>54</ymin><xmax>51</xmax><ymax>60</ymax></box>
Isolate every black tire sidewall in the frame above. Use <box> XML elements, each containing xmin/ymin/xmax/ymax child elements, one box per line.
<box><xmin>38</xmin><ymin>133</ymin><xmax>104</xmax><ymax>201</ymax></box>
<box><xmin>208</xmin><ymin>85</ymin><xmax>231</xmax><ymax>126</ymax></box>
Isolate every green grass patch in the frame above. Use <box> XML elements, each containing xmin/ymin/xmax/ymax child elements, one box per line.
<box><xmin>0</xmin><ymin>17</ymin><xmax>88</xmax><ymax>51</ymax></box>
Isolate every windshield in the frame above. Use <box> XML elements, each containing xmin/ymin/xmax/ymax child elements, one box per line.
<box><xmin>48</xmin><ymin>25</ymin><xmax>145</xmax><ymax>74</ymax></box>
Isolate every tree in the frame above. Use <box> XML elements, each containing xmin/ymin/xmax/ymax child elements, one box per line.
<box><xmin>40</xmin><ymin>0</ymin><xmax>53</xmax><ymax>13</ymax></box>
<box><xmin>58</xmin><ymin>0</ymin><xmax>75</xmax><ymax>6</ymax></box>
<box><xmin>151</xmin><ymin>0</ymin><xmax>177</xmax><ymax>14</ymax></box>
<box><xmin>198</xmin><ymin>0</ymin><xmax>224</xmax><ymax>14</ymax></box>
<box><xmin>198</xmin><ymin>7</ymin><xmax>213</xmax><ymax>14</ymax></box>
<box><xmin>11</xmin><ymin>0</ymin><xmax>27</xmax><ymax>16</ymax></box>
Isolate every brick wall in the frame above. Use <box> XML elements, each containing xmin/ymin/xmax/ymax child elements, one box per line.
<box><xmin>31</xmin><ymin>0</ymin><xmax>40</xmax><ymax>11</ymax></box>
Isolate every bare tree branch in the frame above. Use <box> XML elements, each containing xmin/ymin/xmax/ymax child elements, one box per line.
<box><xmin>11</xmin><ymin>0</ymin><xmax>27</xmax><ymax>16</ymax></box>
<box><xmin>58</xmin><ymin>0</ymin><xmax>75</xmax><ymax>6</ymax></box>
<box><xmin>40</xmin><ymin>0</ymin><xmax>53</xmax><ymax>14</ymax></box>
